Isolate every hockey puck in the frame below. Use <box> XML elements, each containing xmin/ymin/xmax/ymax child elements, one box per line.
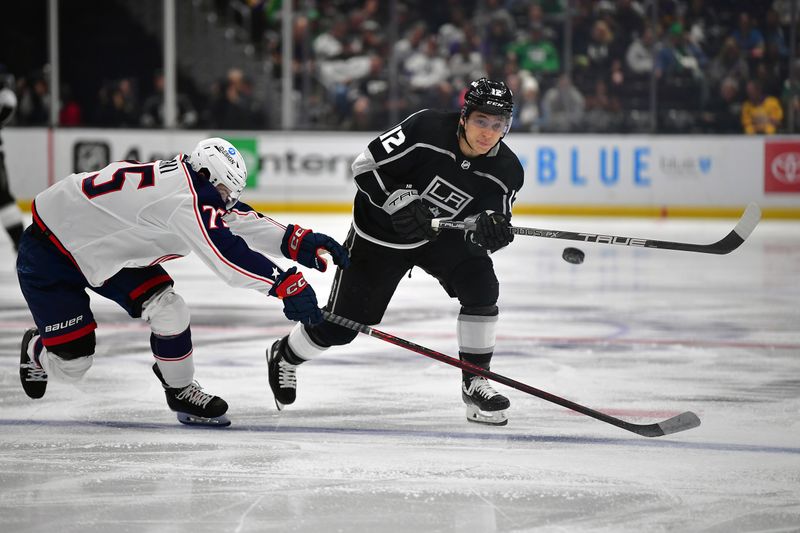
<box><xmin>562</xmin><ymin>247</ymin><xmax>585</xmax><ymax>264</ymax></box>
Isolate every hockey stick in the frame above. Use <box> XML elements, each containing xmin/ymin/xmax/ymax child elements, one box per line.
<box><xmin>432</xmin><ymin>202</ymin><xmax>761</xmax><ymax>255</ymax></box>
<box><xmin>323</xmin><ymin>311</ymin><xmax>701</xmax><ymax>438</ymax></box>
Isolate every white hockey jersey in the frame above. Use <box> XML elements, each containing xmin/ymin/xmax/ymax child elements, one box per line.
<box><xmin>33</xmin><ymin>155</ymin><xmax>288</xmax><ymax>294</ymax></box>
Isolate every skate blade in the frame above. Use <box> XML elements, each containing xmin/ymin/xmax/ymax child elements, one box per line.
<box><xmin>274</xmin><ymin>398</ymin><xmax>285</xmax><ymax>411</ymax></box>
<box><xmin>465</xmin><ymin>405</ymin><xmax>508</xmax><ymax>426</ymax></box>
<box><xmin>176</xmin><ymin>412</ymin><xmax>231</xmax><ymax>427</ymax></box>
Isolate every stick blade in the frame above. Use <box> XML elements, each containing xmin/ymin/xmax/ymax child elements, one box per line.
<box><xmin>706</xmin><ymin>202</ymin><xmax>761</xmax><ymax>254</ymax></box>
<box><xmin>654</xmin><ymin>411</ymin><xmax>701</xmax><ymax>436</ymax></box>
<box><xmin>734</xmin><ymin>202</ymin><xmax>762</xmax><ymax>241</ymax></box>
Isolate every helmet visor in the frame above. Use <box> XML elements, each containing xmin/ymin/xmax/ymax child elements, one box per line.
<box><xmin>467</xmin><ymin>113</ymin><xmax>510</xmax><ymax>133</ymax></box>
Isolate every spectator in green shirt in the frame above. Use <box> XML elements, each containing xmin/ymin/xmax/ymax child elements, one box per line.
<box><xmin>506</xmin><ymin>23</ymin><xmax>560</xmax><ymax>75</ymax></box>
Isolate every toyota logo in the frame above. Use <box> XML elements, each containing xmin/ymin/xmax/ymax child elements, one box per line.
<box><xmin>771</xmin><ymin>152</ymin><xmax>800</xmax><ymax>184</ymax></box>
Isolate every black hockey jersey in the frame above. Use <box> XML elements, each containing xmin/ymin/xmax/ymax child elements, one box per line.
<box><xmin>351</xmin><ymin>109</ymin><xmax>524</xmax><ymax>248</ymax></box>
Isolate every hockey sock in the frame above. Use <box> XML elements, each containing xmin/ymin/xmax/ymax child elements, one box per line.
<box><xmin>459</xmin><ymin>352</ymin><xmax>492</xmax><ymax>382</ymax></box>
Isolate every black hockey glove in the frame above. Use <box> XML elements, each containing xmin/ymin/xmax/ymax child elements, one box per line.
<box><xmin>468</xmin><ymin>211</ymin><xmax>514</xmax><ymax>251</ymax></box>
<box><xmin>281</xmin><ymin>224</ymin><xmax>351</xmax><ymax>272</ymax></box>
<box><xmin>383</xmin><ymin>189</ymin><xmax>439</xmax><ymax>241</ymax></box>
<box><xmin>383</xmin><ymin>188</ymin><xmax>438</xmax><ymax>242</ymax></box>
<box><xmin>391</xmin><ymin>199</ymin><xmax>439</xmax><ymax>241</ymax></box>
<box><xmin>269</xmin><ymin>267</ymin><xmax>322</xmax><ymax>325</ymax></box>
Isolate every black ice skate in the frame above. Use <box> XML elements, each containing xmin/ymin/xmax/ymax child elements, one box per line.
<box><xmin>19</xmin><ymin>328</ymin><xmax>47</xmax><ymax>399</ymax></box>
<box><xmin>267</xmin><ymin>338</ymin><xmax>298</xmax><ymax>410</ymax></box>
<box><xmin>152</xmin><ymin>363</ymin><xmax>230</xmax><ymax>427</ymax></box>
<box><xmin>462</xmin><ymin>376</ymin><xmax>510</xmax><ymax>426</ymax></box>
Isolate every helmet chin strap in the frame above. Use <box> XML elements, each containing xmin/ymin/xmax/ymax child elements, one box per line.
<box><xmin>457</xmin><ymin>117</ymin><xmax>471</xmax><ymax>147</ymax></box>
<box><xmin>457</xmin><ymin>117</ymin><xmax>477</xmax><ymax>155</ymax></box>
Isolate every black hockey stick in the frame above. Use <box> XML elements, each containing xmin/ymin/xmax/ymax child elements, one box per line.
<box><xmin>323</xmin><ymin>311</ymin><xmax>700</xmax><ymax>438</ymax></box>
<box><xmin>432</xmin><ymin>202</ymin><xmax>761</xmax><ymax>255</ymax></box>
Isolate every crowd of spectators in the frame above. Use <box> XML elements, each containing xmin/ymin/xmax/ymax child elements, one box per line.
<box><xmin>247</xmin><ymin>0</ymin><xmax>799</xmax><ymax>134</ymax></box>
<box><xmin>4</xmin><ymin>0</ymin><xmax>799</xmax><ymax>134</ymax></box>
<box><xmin>8</xmin><ymin>67</ymin><xmax>259</xmax><ymax>130</ymax></box>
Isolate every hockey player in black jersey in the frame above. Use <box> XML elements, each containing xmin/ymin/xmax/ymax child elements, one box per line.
<box><xmin>267</xmin><ymin>78</ymin><xmax>524</xmax><ymax>425</ymax></box>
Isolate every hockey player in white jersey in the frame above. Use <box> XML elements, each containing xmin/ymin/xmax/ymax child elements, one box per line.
<box><xmin>16</xmin><ymin>137</ymin><xmax>350</xmax><ymax>426</ymax></box>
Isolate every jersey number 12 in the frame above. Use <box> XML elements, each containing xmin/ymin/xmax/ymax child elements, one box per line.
<box><xmin>380</xmin><ymin>126</ymin><xmax>406</xmax><ymax>154</ymax></box>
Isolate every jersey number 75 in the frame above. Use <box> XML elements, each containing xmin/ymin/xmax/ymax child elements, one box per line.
<box><xmin>81</xmin><ymin>164</ymin><xmax>156</xmax><ymax>199</ymax></box>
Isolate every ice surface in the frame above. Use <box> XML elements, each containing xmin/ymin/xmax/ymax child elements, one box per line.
<box><xmin>1</xmin><ymin>213</ymin><xmax>798</xmax><ymax>532</ymax></box>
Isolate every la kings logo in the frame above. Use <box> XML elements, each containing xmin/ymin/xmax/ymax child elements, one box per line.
<box><xmin>421</xmin><ymin>176</ymin><xmax>473</xmax><ymax>218</ymax></box>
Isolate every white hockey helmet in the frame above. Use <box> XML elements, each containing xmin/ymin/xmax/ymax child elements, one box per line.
<box><xmin>189</xmin><ymin>137</ymin><xmax>247</xmax><ymax>209</ymax></box>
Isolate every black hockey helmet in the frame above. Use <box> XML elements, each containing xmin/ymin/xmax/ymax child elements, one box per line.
<box><xmin>459</xmin><ymin>77</ymin><xmax>514</xmax><ymax>138</ymax></box>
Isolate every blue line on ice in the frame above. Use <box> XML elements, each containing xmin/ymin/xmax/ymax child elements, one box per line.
<box><xmin>1</xmin><ymin>418</ymin><xmax>798</xmax><ymax>455</ymax></box>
